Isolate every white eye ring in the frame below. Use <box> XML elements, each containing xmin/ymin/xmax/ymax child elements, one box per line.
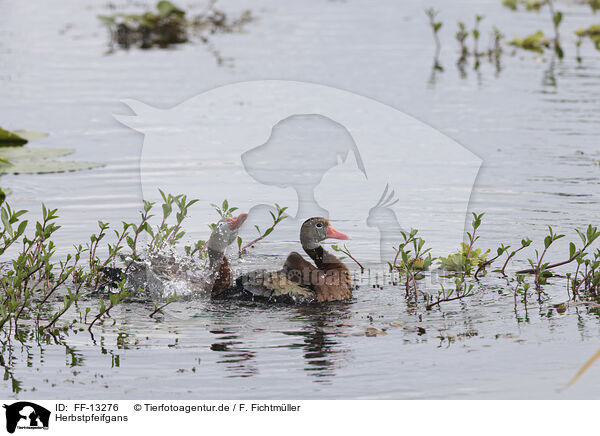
<box><xmin>316</xmin><ymin>222</ymin><xmax>323</xmax><ymax>228</ymax></box>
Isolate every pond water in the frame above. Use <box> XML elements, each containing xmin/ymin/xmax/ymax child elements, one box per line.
<box><xmin>1</xmin><ymin>0</ymin><xmax>600</xmax><ymax>399</ymax></box>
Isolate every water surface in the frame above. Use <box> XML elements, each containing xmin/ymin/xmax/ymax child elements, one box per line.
<box><xmin>1</xmin><ymin>0</ymin><xmax>600</xmax><ymax>399</ymax></box>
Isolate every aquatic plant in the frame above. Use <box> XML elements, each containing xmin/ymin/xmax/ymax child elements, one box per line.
<box><xmin>502</xmin><ymin>0</ymin><xmax>518</xmax><ymax>10</ymax></box>
<box><xmin>98</xmin><ymin>1</ymin><xmax>189</xmax><ymax>49</ymax></box>
<box><xmin>472</xmin><ymin>14</ymin><xmax>484</xmax><ymax>66</ymax></box>
<box><xmin>209</xmin><ymin>199</ymin><xmax>238</xmax><ymax>222</ymax></box>
<box><xmin>456</xmin><ymin>21</ymin><xmax>469</xmax><ymax>60</ymax></box>
<box><xmin>0</xmin><ymin>191</ymin><xmax>289</xmax><ymax>339</ymax></box>
<box><xmin>0</xmin><ymin>128</ymin><xmax>102</xmax><ymax>207</ymax></box>
<box><xmin>523</xmin><ymin>226</ymin><xmax>564</xmax><ymax>290</ymax></box>
<box><xmin>391</xmin><ymin>228</ymin><xmax>418</xmax><ymax>270</ymax></box>
<box><xmin>238</xmin><ymin>203</ymin><xmax>288</xmax><ymax>255</ymax></box>
<box><xmin>147</xmin><ymin>190</ymin><xmax>198</xmax><ymax>254</ymax></box>
<box><xmin>587</xmin><ymin>0</ymin><xmax>600</xmax><ymax>13</ymax></box>
<box><xmin>490</xmin><ymin>26</ymin><xmax>505</xmax><ymax>58</ymax></box>
<box><xmin>570</xmin><ymin>249</ymin><xmax>600</xmax><ymax>297</ymax></box>
<box><xmin>498</xmin><ymin>238</ymin><xmax>532</xmax><ymax>275</ymax></box>
<box><xmin>0</xmin><ymin>127</ymin><xmax>31</xmax><ymax>146</ymax></box>
<box><xmin>546</xmin><ymin>0</ymin><xmax>564</xmax><ymax>58</ymax></box>
<box><xmin>452</xmin><ymin>16</ymin><xmax>504</xmax><ymax>74</ymax></box>
<box><xmin>425</xmin><ymin>276</ymin><xmax>474</xmax><ymax>310</ymax></box>
<box><xmin>575</xmin><ymin>24</ymin><xmax>600</xmax><ymax>62</ymax></box>
<box><xmin>439</xmin><ymin>213</ymin><xmax>489</xmax><ymax>273</ymax></box>
<box><xmin>502</xmin><ymin>0</ymin><xmax>563</xmax><ymax>57</ymax></box>
<box><xmin>331</xmin><ymin>243</ymin><xmax>364</xmax><ymax>273</ymax></box>
<box><xmin>517</xmin><ymin>225</ymin><xmax>600</xmax><ymax>276</ymax></box>
<box><xmin>149</xmin><ymin>291</ymin><xmax>180</xmax><ymax>318</ymax></box>
<box><xmin>98</xmin><ymin>0</ymin><xmax>253</xmax><ymax>52</ymax></box>
<box><xmin>425</xmin><ymin>8</ymin><xmax>443</xmax><ymax>70</ymax></box>
<box><xmin>0</xmin><ymin>147</ymin><xmax>103</xmax><ymax>175</ymax></box>
<box><xmin>391</xmin><ymin>230</ymin><xmax>435</xmax><ymax>297</ymax></box>
<box><xmin>508</xmin><ymin>30</ymin><xmax>551</xmax><ymax>53</ymax></box>
<box><xmin>474</xmin><ymin>243</ymin><xmax>511</xmax><ymax>279</ymax></box>
<box><xmin>508</xmin><ymin>274</ymin><xmax>530</xmax><ymax>306</ymax></box>
<box><xmin>439</xmin><ymin>243</ymin><xmax>489</xmax><ymax>273</ymax></box>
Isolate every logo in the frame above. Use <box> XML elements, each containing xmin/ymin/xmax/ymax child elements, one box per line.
<box><xmin>116</xmin><ymin>80</ymin><xmax>481</xmax><ymax>267</ymax></box>
<box><xmin>3</xmin><ymin>402</ymin><xmax>50</xmax><ymax>434</ymax></box>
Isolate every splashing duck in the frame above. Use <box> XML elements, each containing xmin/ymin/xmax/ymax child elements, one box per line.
<box><xmin>206</xmin><ymin>213</ymin><xmax>248</xmax><ymax>294</ymax></box>
<box><xmin>213</xmin><ymin>217</ymin><xmax>353</xmax><ymax>303</ymax></box>
<box><xmin>117</xmin><ymin>212</ymin><xmax>248</xmax><ymax>296</ymax></box>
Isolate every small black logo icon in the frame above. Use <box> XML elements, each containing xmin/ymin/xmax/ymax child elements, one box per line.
<box><xmin>3</xmin><ymin>402</ymin><xmax>50</xmax><ymax>434</ymax></box>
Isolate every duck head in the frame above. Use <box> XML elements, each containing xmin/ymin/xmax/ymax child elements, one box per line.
<box><xmin>300</xmin><ymin>217</ymin><xmax>349</xmax><ymax>250</ymax></box>
<box><xmin>207</xmin><ymin>213</ymin><xmax>248</xmax><ymax>255</ymax></box>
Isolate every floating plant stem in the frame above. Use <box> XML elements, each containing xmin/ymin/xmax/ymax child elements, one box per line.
<box><xmin>88</xmin><ymin>286</ymin><xmax>131</xmax><ymax>334</ymax></box>
<box><xmin>149</xmin><ymin>291</ymin><xmax>180</xmax><ymax>318</ymax></box>
<box><xmin>499</xmin><ymin>239</ymin><xmax>532</xmax><ymax>274</ymax></box>
<box><xmin>426</xmin><ymin>276</ymin><xmax>474</xmax><ymax>310</ymax></box>
<box><xmin>474</xmin><ymin>243</ymin><xmax>510</xmax><ymax>279</ymax></box>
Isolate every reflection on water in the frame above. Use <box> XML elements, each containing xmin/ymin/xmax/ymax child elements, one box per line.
<box><xmin>286</xmin><ymin>305</ymin><xmax>352</xmax><ymax>382</ymax></box>
<box><xmin>210</xmin><ymin>327</ymin><xmax>258</xmax><ymax>378</ymax></box>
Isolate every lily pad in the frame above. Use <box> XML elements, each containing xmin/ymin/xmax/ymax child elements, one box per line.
<box><xmin>0</xmin><ymin>127</ymin><xmax>28</xmax><ymax>146</ymax></box>
<box><xmin>0</xmin><ymin>147</ymin><xmax>103</xmax><ymax>175</ymax></box>
<box><xmin>0</xmin><ymin>147</ymin><xmax>74</xmax><ymax>161</ymax></box>
<box><xmin>11</xmin><ymin>130</ymin><xmax>49</xmax><ymax>142</ymax></box>
<box><xmin>0</xmin><ymin>160</ymin><xmax>103</xmax><ymax>175</ymax></box>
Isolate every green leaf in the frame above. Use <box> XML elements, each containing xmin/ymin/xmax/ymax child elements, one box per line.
<box><xmin>553</xmin><ymin>11</ymin><xmax>563</xmax><ymax>28</ymax></box>
<box><xmin>0</xmin><ymin>127</ymin><xmax>28</xmax><ymax>146</ymax></box>
<box><xmin>16</xmin><ymin>220</ymin><xmax>27</xmax><ymax>236</ymax></box>
<box><xmin>156</xmin><ymin>1</ymin><xmax>185</xmax><ymax>17</ymax></box>
<box><xmin>555</xmin><ymin>43</ymin><xmax>564</xmax><ymax>59</ymax></box>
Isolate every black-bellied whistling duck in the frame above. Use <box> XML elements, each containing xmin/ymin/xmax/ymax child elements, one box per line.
<box><xmin>213</xmin><ymin>217</ymin><xmax>352</xmax><ymax>303</ymax></box>
<box><xmin>207</xmin><ymin>213</ymin><xmax>248</xmax><ymax>295</ymax></box>
<box><xmin>100</xmin><ymin>213</ymin><xmax>247</xmax><ymax>294</ymax></box>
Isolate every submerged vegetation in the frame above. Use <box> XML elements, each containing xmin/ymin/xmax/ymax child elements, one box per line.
<box><xmin>575</xmin><ymin>24</ymin><xmax>600</xmax><ymax>62</ymax></box>
<box><xmin>98</xmin><ymin>0</ymin><xmax>253</xmax><ymax>59</ymax></box>
<box><xmin>508</xmin><ymin>30</ymin><xmax>551</xmax><ymax>53</ymax></box>
<box><xmin>426</xmin><ymin>0</ymin><xmax>600</xmax><ymax>81</ymax></box>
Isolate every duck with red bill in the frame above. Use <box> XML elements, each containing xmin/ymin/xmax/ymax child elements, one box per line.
<box><xmin>214</xmin><ymin>217</ymin><xmax>353</xmax><ymax>303</ymax></box>
<box><xmin>326</xmin><ymin>225</ymin><xmax>349</xmax><ymax>240</ymax></box>
<box><xmin>227</xmin><ymin>213</ymin><xmax>248</xmax><ymax>230</ymax></box>
<box><xmin>207</xmin><ymin>212</ymin><xmax>248</xmax><ymax>294</ymax></box>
